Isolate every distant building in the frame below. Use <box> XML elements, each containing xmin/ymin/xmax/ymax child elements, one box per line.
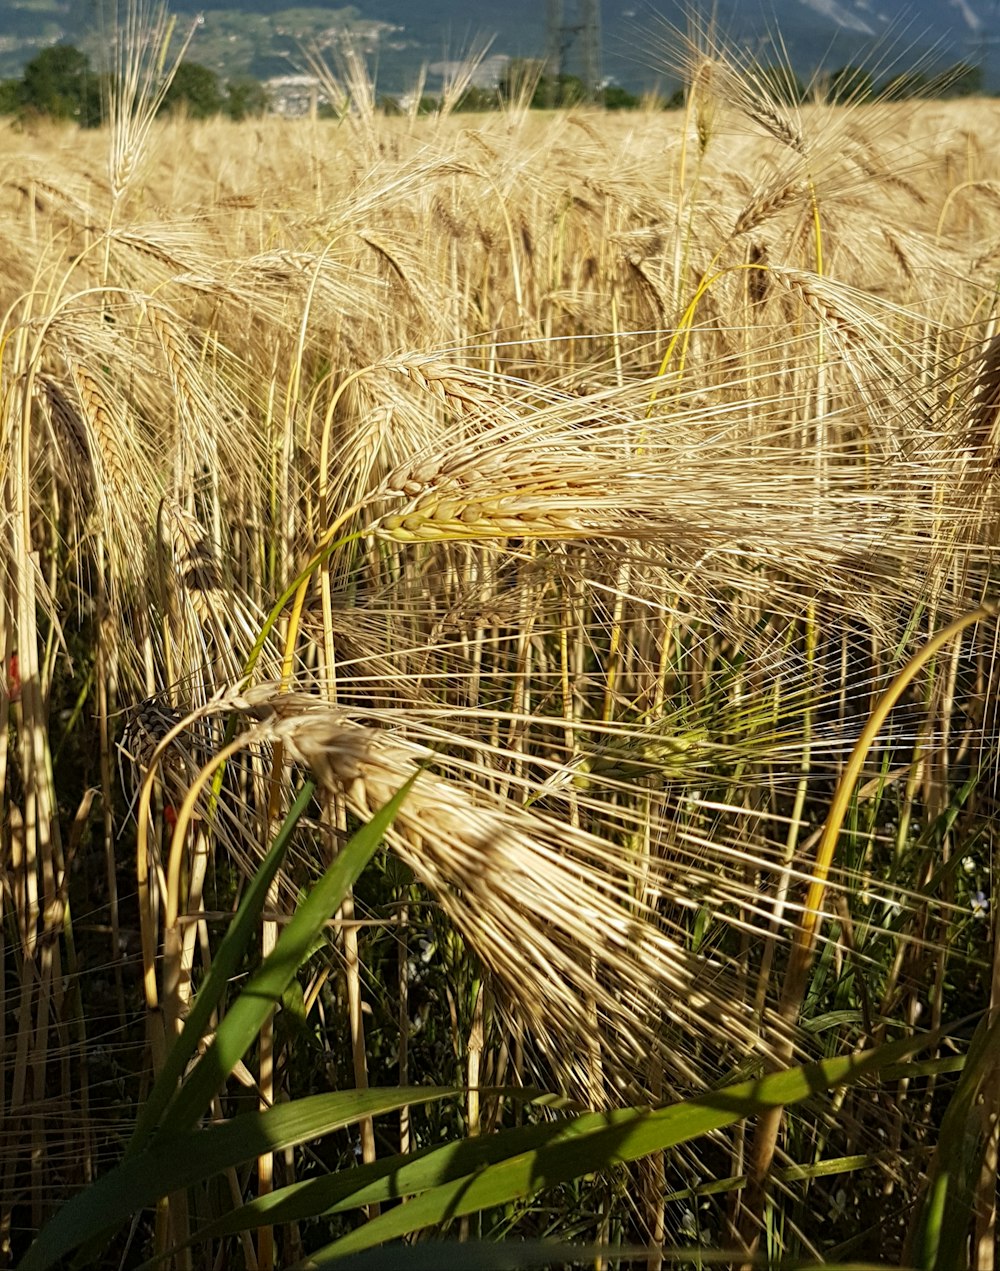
<box><xmin>427</xmin><ymin>54</ymin><xmax>510</xmax><ymax>92</ymax></box>
<box><xmin>265</xmin><ymin>75</ymin><xmax>325</xmax><ymax>117</ymax></box>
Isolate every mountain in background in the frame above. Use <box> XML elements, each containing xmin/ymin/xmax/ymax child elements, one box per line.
<box><xmin>360</xmin><ymin>0</ymin><xmax>1000</xmax><ymax>93</ymax></box>
<box><xmin>0</xmin><ymin>0</ymin><xmax>998</xmax><ymax>93</ymax></box>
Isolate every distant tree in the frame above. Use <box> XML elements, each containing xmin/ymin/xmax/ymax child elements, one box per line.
<box><xmin>160</xmin><ymin>62</ymin><xmax>223</xmax><ymax>119</ymax></box>
<box><xmin>602</xmin><ymin>84</ymin><xmax>640</xmax><ymax>110</ymax></box>
<box><xmin>378</xmin><ymin>93</ymin><xmax>403</xmax><ymax>116</ymax></box>
<box><xmin>20</xmin><ymin>45</ymin><xmax>100</xmax><ymax>125</ymax></box>
<box><xmin>934</xmin><ymin>62</ymin><xmax>984</xmax><ymax>97</ymax></box>
<box><xmin>554</xmin><ymin>73</ymin><xmax>587</xmax><ymax>105</ymax></box>
<box><xmin>880</xmin><ymin>62</ymin><xmax>982</xmax><ymax>100</ymax></box>
<box><xmin>499</xmin><ymin>58</ymin><xmax>546</xmax><ymax>106</ymax></box>
<box><xmin>754</xmin><ymin>63</ymin><xmax>805</xmax><ymax>104</ymax></box>
<box><xmin>499</xmin><ymin>64</ymin><xmax>591</xmax><ymax>110</ymax></box>
<box><xmin>880</xmin><ymin>70</ymin><xmax>932</xmax><ymax>100</ymax></box>
<box><xmin>226</xmin><ymin>75</ymin><xmax>269</xmax><ymax>121</ymax></box>
<box><xmin>826</xmin><ymin>65</ymin><xmax>873</xmax><ymax>104</ymax></box>
<box><xmin>0</xmin><ymin>80</ymin><xmax>20</xmax><ymax>115</ymax></box>
<box><xmin>453</xmin><ymin>85</ymin><xmax>500</xmax><ymax>112</ymax></box>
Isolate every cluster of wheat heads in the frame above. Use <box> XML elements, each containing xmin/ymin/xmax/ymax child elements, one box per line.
<box><xmin>3</xmin><ymin>31</ymin><xmax>1000</xmax><ymax>1268</ymax></box>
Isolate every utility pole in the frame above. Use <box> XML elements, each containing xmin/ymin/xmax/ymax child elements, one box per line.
<box><xmin>546</xmin><ymin>0</ymin><xmax>602</xmax><ymax>99</ymax></box>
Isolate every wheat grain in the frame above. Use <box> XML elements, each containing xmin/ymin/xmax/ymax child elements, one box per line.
<box><xmin>71</xmin><ymin>366</ymin><xmax>133</xmax><ymax>507</ymax></box>
<box><xmin>386</xmin><ymin>358</ymin><xmax>499</xmax><ymax>415</ymax></box>
<box><xmin>233</xmin><ymin>686</ymin><xmax>787</xmax><ymax>1094</ymax></box>
<box><xmin>732</xmin><ymin>176</ymin><xmax>809</xmax><ymax>237</ymax></box>
<box><xmin>377</xmin><ymin>501</ymin><xmax>586</xmax><ymax>543</ymax></box>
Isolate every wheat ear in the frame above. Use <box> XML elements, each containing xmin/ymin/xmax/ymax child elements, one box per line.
<box><xmin>233</xmin><ymin>687</ymin><xmax>789</xmax><ymax>1099</ymax></box>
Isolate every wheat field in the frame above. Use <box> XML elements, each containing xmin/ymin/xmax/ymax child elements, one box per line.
<box><xmin>3</xmin><ymin>38</ymin><xmax>1000</xmax><ymax>1270</ymax></box>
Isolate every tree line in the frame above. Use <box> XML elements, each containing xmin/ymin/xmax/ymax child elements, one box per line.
<box><xmin>0</xmin><ymin>44</ymin><xmax>988</xmax><ymax>126</ymax></box>
<box><xmin>466</xmin><ymin>57</ymin><xmax>985</xmax><ymax>112</ymax></box>
<box><xmin>1</xmin><ymin>45</ymin><xmax>269</xmax><ymax>124</ymax></box>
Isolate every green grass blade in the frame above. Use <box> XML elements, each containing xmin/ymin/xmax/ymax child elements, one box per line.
<box><xmin>18</xmin><ymin>1087</ymin><xmax>453</xmax><ymax>1271</ymax></box>
<box><xmin>295</xmin><ymin>1240</ymin><xmax>642</xmax><ymax>1270</ymax></box>
<box><xmin>129</xmin><ymin>780</ymin><xmax>316</xmax><ymax>1152</ymax></box>
<box><xmin>191</xmin><ymin>1110</ymin><xmax>586</xmax><ymax>1239</ymax></box>
<box><xmin>912</xmin><ymin>1011</ymin><xmax>1000</xmax><ymax>1271</ymax></box>
<box><xmin>298</xmin><ymin>1030</ymin><xmax>940</xmax><ymax>1263</ymax></box>
<box><xmin>19</xmin><ymin>775</ymin><xmax>417</xmax><ymax>1271</ymax></box>
<box><xmin>159</xmin><ymin>771</ymin><xmax>418</xmax><ymax>1135</ymax></box>
<box><xmin>321</xmin><ymin>1255</ymin><xmax>902</xmax><ymax>1271</ymax></box>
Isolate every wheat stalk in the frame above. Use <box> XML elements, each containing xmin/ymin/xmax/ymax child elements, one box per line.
<box><xmin>104</xmin><ymin>2</ymin><xmax>201</xmax><ymax>209</ymax></box>
<box><xmin>231</xmin><ymin>686</ymin><xmax>789</xmax><ymax>1095</ymax></box>
<box><xmin>694</xmin><ymin>56</ymin><xmax>807</xmax><ymax>156</ymax></box>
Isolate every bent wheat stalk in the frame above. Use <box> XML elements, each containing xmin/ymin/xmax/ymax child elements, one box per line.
<box><xmin>739</xmin><ymin>601</ymin><xmax>998</xmax><ymax>1255</ymax></box>
<box><xmin>231</xmin><ymin>686</ymin><xmax>792</xmax><ymax>1098</ymax></box>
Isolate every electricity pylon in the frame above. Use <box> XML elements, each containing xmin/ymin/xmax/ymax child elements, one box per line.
<box><xmin>546</xmin><ymin>0</ymin><xmax>601</xmax><ymax>98</ymax></box>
